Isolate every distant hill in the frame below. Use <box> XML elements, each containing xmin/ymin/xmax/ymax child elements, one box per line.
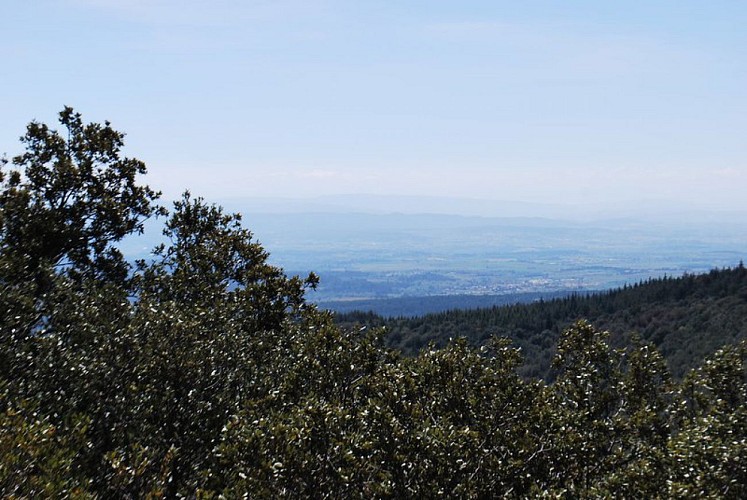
<box><xmin>336</xmin><ymin>264</ymin><xmax>747</xmax><ymax>380</ymax></box>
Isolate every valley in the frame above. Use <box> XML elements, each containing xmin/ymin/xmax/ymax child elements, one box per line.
<box><xmin>123</xmin><ymin>202</ymin><xmax>747</xmax><ymax>316</ymax></box>
<box><xmin>237</xmin><ymin>209</ymin><xmax>747</xmax><ymax>312</ymax></box>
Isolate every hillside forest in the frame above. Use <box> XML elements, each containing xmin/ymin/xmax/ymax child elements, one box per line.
<box><xmin>1</xmin><ymin>109</ymin><xmax>746</xmax><ymax>497</ymax></box>
<box><xmin>339</xmin><ymin>265</ymin><xmax>747</xmax><ymax>381</ymax></box>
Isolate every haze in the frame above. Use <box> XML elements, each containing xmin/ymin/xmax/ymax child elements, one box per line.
<box><xmin>2</xmin><ymin>1</ymin><xmax>745</xmax><ymax>212</ymax></box>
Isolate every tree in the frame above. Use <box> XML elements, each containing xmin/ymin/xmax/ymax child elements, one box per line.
<box><xmin>0</xmin><ymin>108</ymin><xmax>164</xmax><ymax>494</ymax></box>
<box><xmin>0</xmin><ymin>108</ymin><xmax>164</xmax><ymax>400</ymax></box>
<box><xmin>0</xmin><ymin>107</ymin><xmax>163</xmax><ymax>335</ymax></box>
<box><xmin>108</xmin><ymin>193</ymin><xmax>321</xmax><ymax>495</ymax></box>
<box><xmin>0</xmin><ymin>110</ymin><xmax>326</xmax><ymax>496</ymax></box>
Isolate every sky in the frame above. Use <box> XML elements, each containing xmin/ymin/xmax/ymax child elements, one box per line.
<box><xmin>2</xmin><ymin>0</ymin><xmax>746</xmax><ymax>212</ymax></box>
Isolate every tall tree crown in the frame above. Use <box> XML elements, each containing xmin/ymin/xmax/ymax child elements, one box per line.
<box><xmin>1</xmin><ymin>106</ymin><xmax>163</xmax><ymax>285</ymax></box>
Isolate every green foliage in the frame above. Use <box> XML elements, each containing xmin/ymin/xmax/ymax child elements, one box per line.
<box><xmin>0</xmin><ymin>393</ymin><xmax>93</xmax><ymax>498</ymax></box>
<box><xmin>0</xmin><ymin>107</ymin><xmax>164</xmax><ymax>390</ymax></box>
<box><xmin>1</xmin><ymin>107</ymin><xmax>163</xmax><ymax>287</ymax></box>
<box><xmin>1</xmin><ymin>109</ymin><xmax>746</xmax><ymax>497</ymax></box>
<box><xmin>342</xmin><ymin>265</ymin><xmax>747</xmax><ymax>379</ymax></box>
<box><xmin>668</xmin><ymin>341</ymin><xmax>747</xmax><ymax>498</ymax></box>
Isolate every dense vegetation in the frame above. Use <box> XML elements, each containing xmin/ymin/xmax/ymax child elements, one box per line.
<box><xmin>339</xmin><ymin>265</ymin><xmax>747</xmax><ymax>380</ymax></box>
<box><xmin>2</xmin><ymin>110</ymin><xmax>746</xmax><ymax>497</ymax></box>
<box><xmin>320</xmin><ymin>290</ymin><xmax>574</xmax><ymax>317</ymax></box>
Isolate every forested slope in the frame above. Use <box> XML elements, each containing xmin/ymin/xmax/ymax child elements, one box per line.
<box><xmin>339</xmin><ymin>265</ymin><xmax>747</xmax><ymax>379</ymax></box>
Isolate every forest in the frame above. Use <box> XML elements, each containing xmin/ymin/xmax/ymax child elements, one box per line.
<box><xmin>1</xmin><ymin>110</ymin><xmax>746</xmax><ymax>497</ymax></box>
<box><xmin>339</xmin><ymin>265</ymin><xmax>747</xmax><ymax>380</ymax></box>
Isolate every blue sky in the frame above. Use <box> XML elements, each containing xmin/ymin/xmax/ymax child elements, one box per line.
<box><xmin>2</xmin><ymin>1</ymin><xmax>745</xmax><ymax>211</ymax></box>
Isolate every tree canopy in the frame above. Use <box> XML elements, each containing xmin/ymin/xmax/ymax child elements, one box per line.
<box><xmin>1</xmin><ymin>109</ymin><xmax>746</xmax><ymax>498</ymax></box>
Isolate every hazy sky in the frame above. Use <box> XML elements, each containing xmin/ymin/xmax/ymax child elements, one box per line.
<box><xmin>2</xmin><ymin>1</ymin><xmax>745</xmax><ymax>210</ymax></box>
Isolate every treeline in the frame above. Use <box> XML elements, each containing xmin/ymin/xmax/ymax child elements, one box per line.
<box><xmin>320</xmin><ymin>290</ymin><xmax>573</xmax><ymax>317</ymax></box>
<box><xmin>2</xmin><ymin>109</ymin><xmax>747</xmax><ymax>497</ymax></box>
<box><xmin>338</xmin><ymin>264</ymin><xmax>747</xmax><ymax>379</ymax></box>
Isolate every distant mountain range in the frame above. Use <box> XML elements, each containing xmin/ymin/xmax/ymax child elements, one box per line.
<box><xmin>218</xmin><ymin>193</ymin><xmax>747</xmax><ymax>222</ymax></box>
